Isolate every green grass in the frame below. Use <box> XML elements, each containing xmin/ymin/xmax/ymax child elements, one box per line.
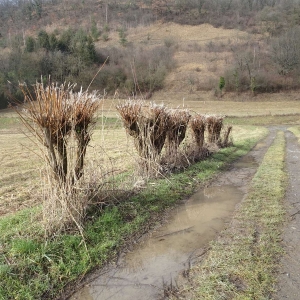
<box><xmin>0</xmin><ymin>126</ymin><xmax>268</xmax><ymax>299</ymax></box>
<box><xmin>178</xmin><ymin>131</ymin><xmax>286</xmax><ymax>299</ymax></box>
<box><xmin>288</xmin><ymin>126</ymin><xmax>300</xmax><ymax>141</ymax></box>
<box><xmin>94</xmin><ymin>116</ymin><xmax>122</xmax><ymax>129</ymax></box>
<box><xmin>0</xmin><ymin>117</ymin><xmax>21</xmax><ymax>130</ymax></box>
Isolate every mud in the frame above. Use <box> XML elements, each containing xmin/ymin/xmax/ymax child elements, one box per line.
<box><xmin>233</xmin><ymin>155</ymin><xmax>258</xmax><ymax>169</ymax></box>
<box><xmin>71</xmin><ymin>186</ymin><xmax>242</xmax><ymax>300</ymax></box>
<box><xmin>276</xmin><ymin>130</ymin><xmax>300</xmax><ymax>299</ymax></box>
<box><xmin>69</xmin><ymin>129</ymin><xmax>277</xmax><ymax>300</ymax></box>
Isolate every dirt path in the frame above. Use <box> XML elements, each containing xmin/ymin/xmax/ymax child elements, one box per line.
<box><xmin>67</xmin><ymin>127</ymin><xmax>300</xmax><ymax>300</ymax></box>
<box><xmin>276</xmin><ymin>130</ymin><xmax>300</xmax><ymax>299</ymax></box>
<box><xmin>68</xmin><ymin>129</ymin><xmax>279</xmax><ymax>300</ymax></box>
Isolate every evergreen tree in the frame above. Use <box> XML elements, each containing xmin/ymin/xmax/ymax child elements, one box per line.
<box><xmin>25</xmin><ymin>36</ymin><xmax>35</xmax><ymax>52</ymax></box>
<box><xmin>38</xmin><ymin>30</ymin><xmax>50</xmax><ymax>50</ymax></box>
<box><xmin>49</xmin><ymin>33</ymin><xmax>58</xmax><ymax>51</ymax></box>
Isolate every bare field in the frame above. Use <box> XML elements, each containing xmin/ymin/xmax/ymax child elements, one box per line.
<box><xmin>0</xmin><ymin>132</ymin><xmax>41</xmax><ymax>215</ymax></box>
<box><xmin>100</xmin><ymin>97</ymin><xmax>300</xmax><ymax>118</ymax></box>
<box><xmin>0</xmin><ymin>125</ymin><xmax>136</xmax><ymax>217</ymax></box>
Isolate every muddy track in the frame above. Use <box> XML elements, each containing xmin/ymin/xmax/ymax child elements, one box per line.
<box><xmin>68</xmin><ymin>130</ymin><xmax>277</xmax><ymax>300</ymax></box>
<box><xmin>68</xmin><ymin>127</ymin><xmax>297</xmax><ymax>300</ymax></box>
<box><xmin>275</xmin><ymin>130</ymin><xmax>300</xmax><ymax>300</ymax></box>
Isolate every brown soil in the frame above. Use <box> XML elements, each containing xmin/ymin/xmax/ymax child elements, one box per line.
<box><xmin>275</xmin><ymin>130</ymin><xmax>300</xmax><ymax>299</ymax></box>
<box><xmin>69</xmin><ymin>126</ymin><xmax>300</xmax><ymax>300</ymax></box>
<box><xmin>67</xmin><ymin>129</ymin><xmax>278</xmax><ymax>300</ymax></box>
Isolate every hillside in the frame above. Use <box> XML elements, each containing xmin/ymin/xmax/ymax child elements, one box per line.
<box><xmin>1</xmin><ymin>0</ymin><xmax>300</xmax><ymax>108</ymax></box>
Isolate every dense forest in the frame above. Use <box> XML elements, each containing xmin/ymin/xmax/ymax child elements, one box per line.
<box><xmin>1</xmin><ymin>0</ymin><xmax>300</xmax><ymax>108</ymax></box>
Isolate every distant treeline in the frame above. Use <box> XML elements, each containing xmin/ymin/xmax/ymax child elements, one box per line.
<box><xmin>2</xmin><ymin>0</ymin><xmax>300</xmax><ymax>38</ymax></box>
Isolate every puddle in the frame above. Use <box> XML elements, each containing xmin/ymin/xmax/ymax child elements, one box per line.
<box><xmin>234</xmin><ymin>155</ymin><xmax>258</xmax><ymax>169</ymax></box>
<box><xmin>254</xmin><ymin>142</ymin><xmax>265</xmax><ymax>149</ymax></box>
<box><xmin>70</xmin><ymin>185</ymin><xmax>243</xmax><ymax>300</ymax></box>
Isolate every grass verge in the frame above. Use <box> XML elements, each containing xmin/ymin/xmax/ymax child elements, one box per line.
<box><xmin>175</xmin><ymin>131</ymin><xmax>286</xmax><ymax>299</ymax></box>
<box><xmin>0</xmin><ymin>127</ymin><xmax>267</xmax><ymax>300</ymax></box>
<box><xmin>288</xmin><ymin>126</ymin><xmax>300</xmax><ymax>141</ymax></box>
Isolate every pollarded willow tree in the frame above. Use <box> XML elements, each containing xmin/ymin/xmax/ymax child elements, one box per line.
<box><xmin>190</xmin><ymin>113</ymin><xmax>206</xmax><ymax>149</ymax></box>
<box><xmin>206</xmin><ymin>115</ymin><xmax>224</xmax><ymax>144</ymax></box>
<box><xmin>18</xmin><ymin>81</ymin><xmax>101</xmax><ymax>234</ymax></box>
<box><xmin>165</xmin><ymin>108</ymin><xmax>191</xmax><ymax>157</ymax></box>
<box><xmin>116</xmin><ymin>101</ymin><xmax>169</xmax><ymax>176</ymax></box>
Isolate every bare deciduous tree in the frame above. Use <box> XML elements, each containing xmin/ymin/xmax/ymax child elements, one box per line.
<box><xmin>271</xmin><ymin>27</ymin><xmax>300</xmax><ymax>75</ymax></box>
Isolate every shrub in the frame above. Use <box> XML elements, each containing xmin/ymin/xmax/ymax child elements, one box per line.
<box><xmin>118</xmin><ymin>28</ymin><xmax>128</xmax><ymax>46</ymax></box>
<box><xmin>101</xmin><ymin>44</ymin><xmax>174</xmax><ymax>96</ymax></box>
<box><xmin>219</xmin><ymin>76</ymin><xmax>225</xmax><ymax>92</ymax></box>
<box><xmin>37</xmin><ymin>30</ymin><xmax>50</xmax><ymax>50</ymax></box>
<box><xmin>102</xmin><ymin>33</ymin><xmax>109</xmax><ymax>41</ymax></box>
<box><xmin>164</xmin><ymin>37</ymin><xmax>176</xmax><ymax>48</ymax></box>
<box><xmin>25</xmin><ymin>36</ymin><xmax>36</xmax><ymax>52</ymax></box>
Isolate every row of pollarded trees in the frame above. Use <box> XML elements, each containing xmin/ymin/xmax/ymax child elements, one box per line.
<box><xmin>18</xmin><ymin>83</ymin><xmax>231</xmax><ymax>235</ymax></box>
<box><xmin>116</xmin><ymin>100</ymin><xmax>232</xmax><ymax>176</ymax></box>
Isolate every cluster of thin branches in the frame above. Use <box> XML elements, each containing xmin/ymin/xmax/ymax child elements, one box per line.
<box><xmin>18</xmin><ymin>81</ymin><xmax>101</xmax><ymax>234</ymax></box>
<box><xmin>188</xmin><ymin>114</ymin><xmax>232</xmax><ymax>162</ymax></box>
<box><xmin>206</xmin><ymin>115</ymin><xmax>224</xmax><ymax>144</ymax></box>
<box><xmin>166</xmin><ymin>109</ymin><xmax>191</xmax><ymax>157</ymax></box>
<box><xmin>117</xmin><ymin>100</ymin><xmax>233</xmax><ymax>176</ymax></box>
<box><xmin>116</xmin><ymin>101</ymin><xmax>169</xmax><ymax>176</ymax></box>
<box><xmin>192</xmin><ymin>114</ymin><xmax>232</xmax><ymax>146</ymax></box>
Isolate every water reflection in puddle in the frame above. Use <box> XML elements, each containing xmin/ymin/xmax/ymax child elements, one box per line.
<box><xmin>71</xmin><ymin>185</ymin><xmax>243</xmax><ymax>300</ymax></box>
<box><xmin>234</xmin><ymin>155</ymin><xmax>258</xmax><ymax>169</ymax></box>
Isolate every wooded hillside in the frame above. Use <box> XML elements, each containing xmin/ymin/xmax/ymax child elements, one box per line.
<box><xmin>1</xmin><ymin>0</ymin><xmax>300</xmax><ymax>108</ymax></box>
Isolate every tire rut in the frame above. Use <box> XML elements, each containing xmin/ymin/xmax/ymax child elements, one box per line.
<box><xmin>68</xmin><ymin>128</ymin><xmax>280</xmax><ymax>300</ymax></box>
<box><xmin>276</xmin><ymin>130</ymin><xmax>300</xmax><ymax>299</ymax></box>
